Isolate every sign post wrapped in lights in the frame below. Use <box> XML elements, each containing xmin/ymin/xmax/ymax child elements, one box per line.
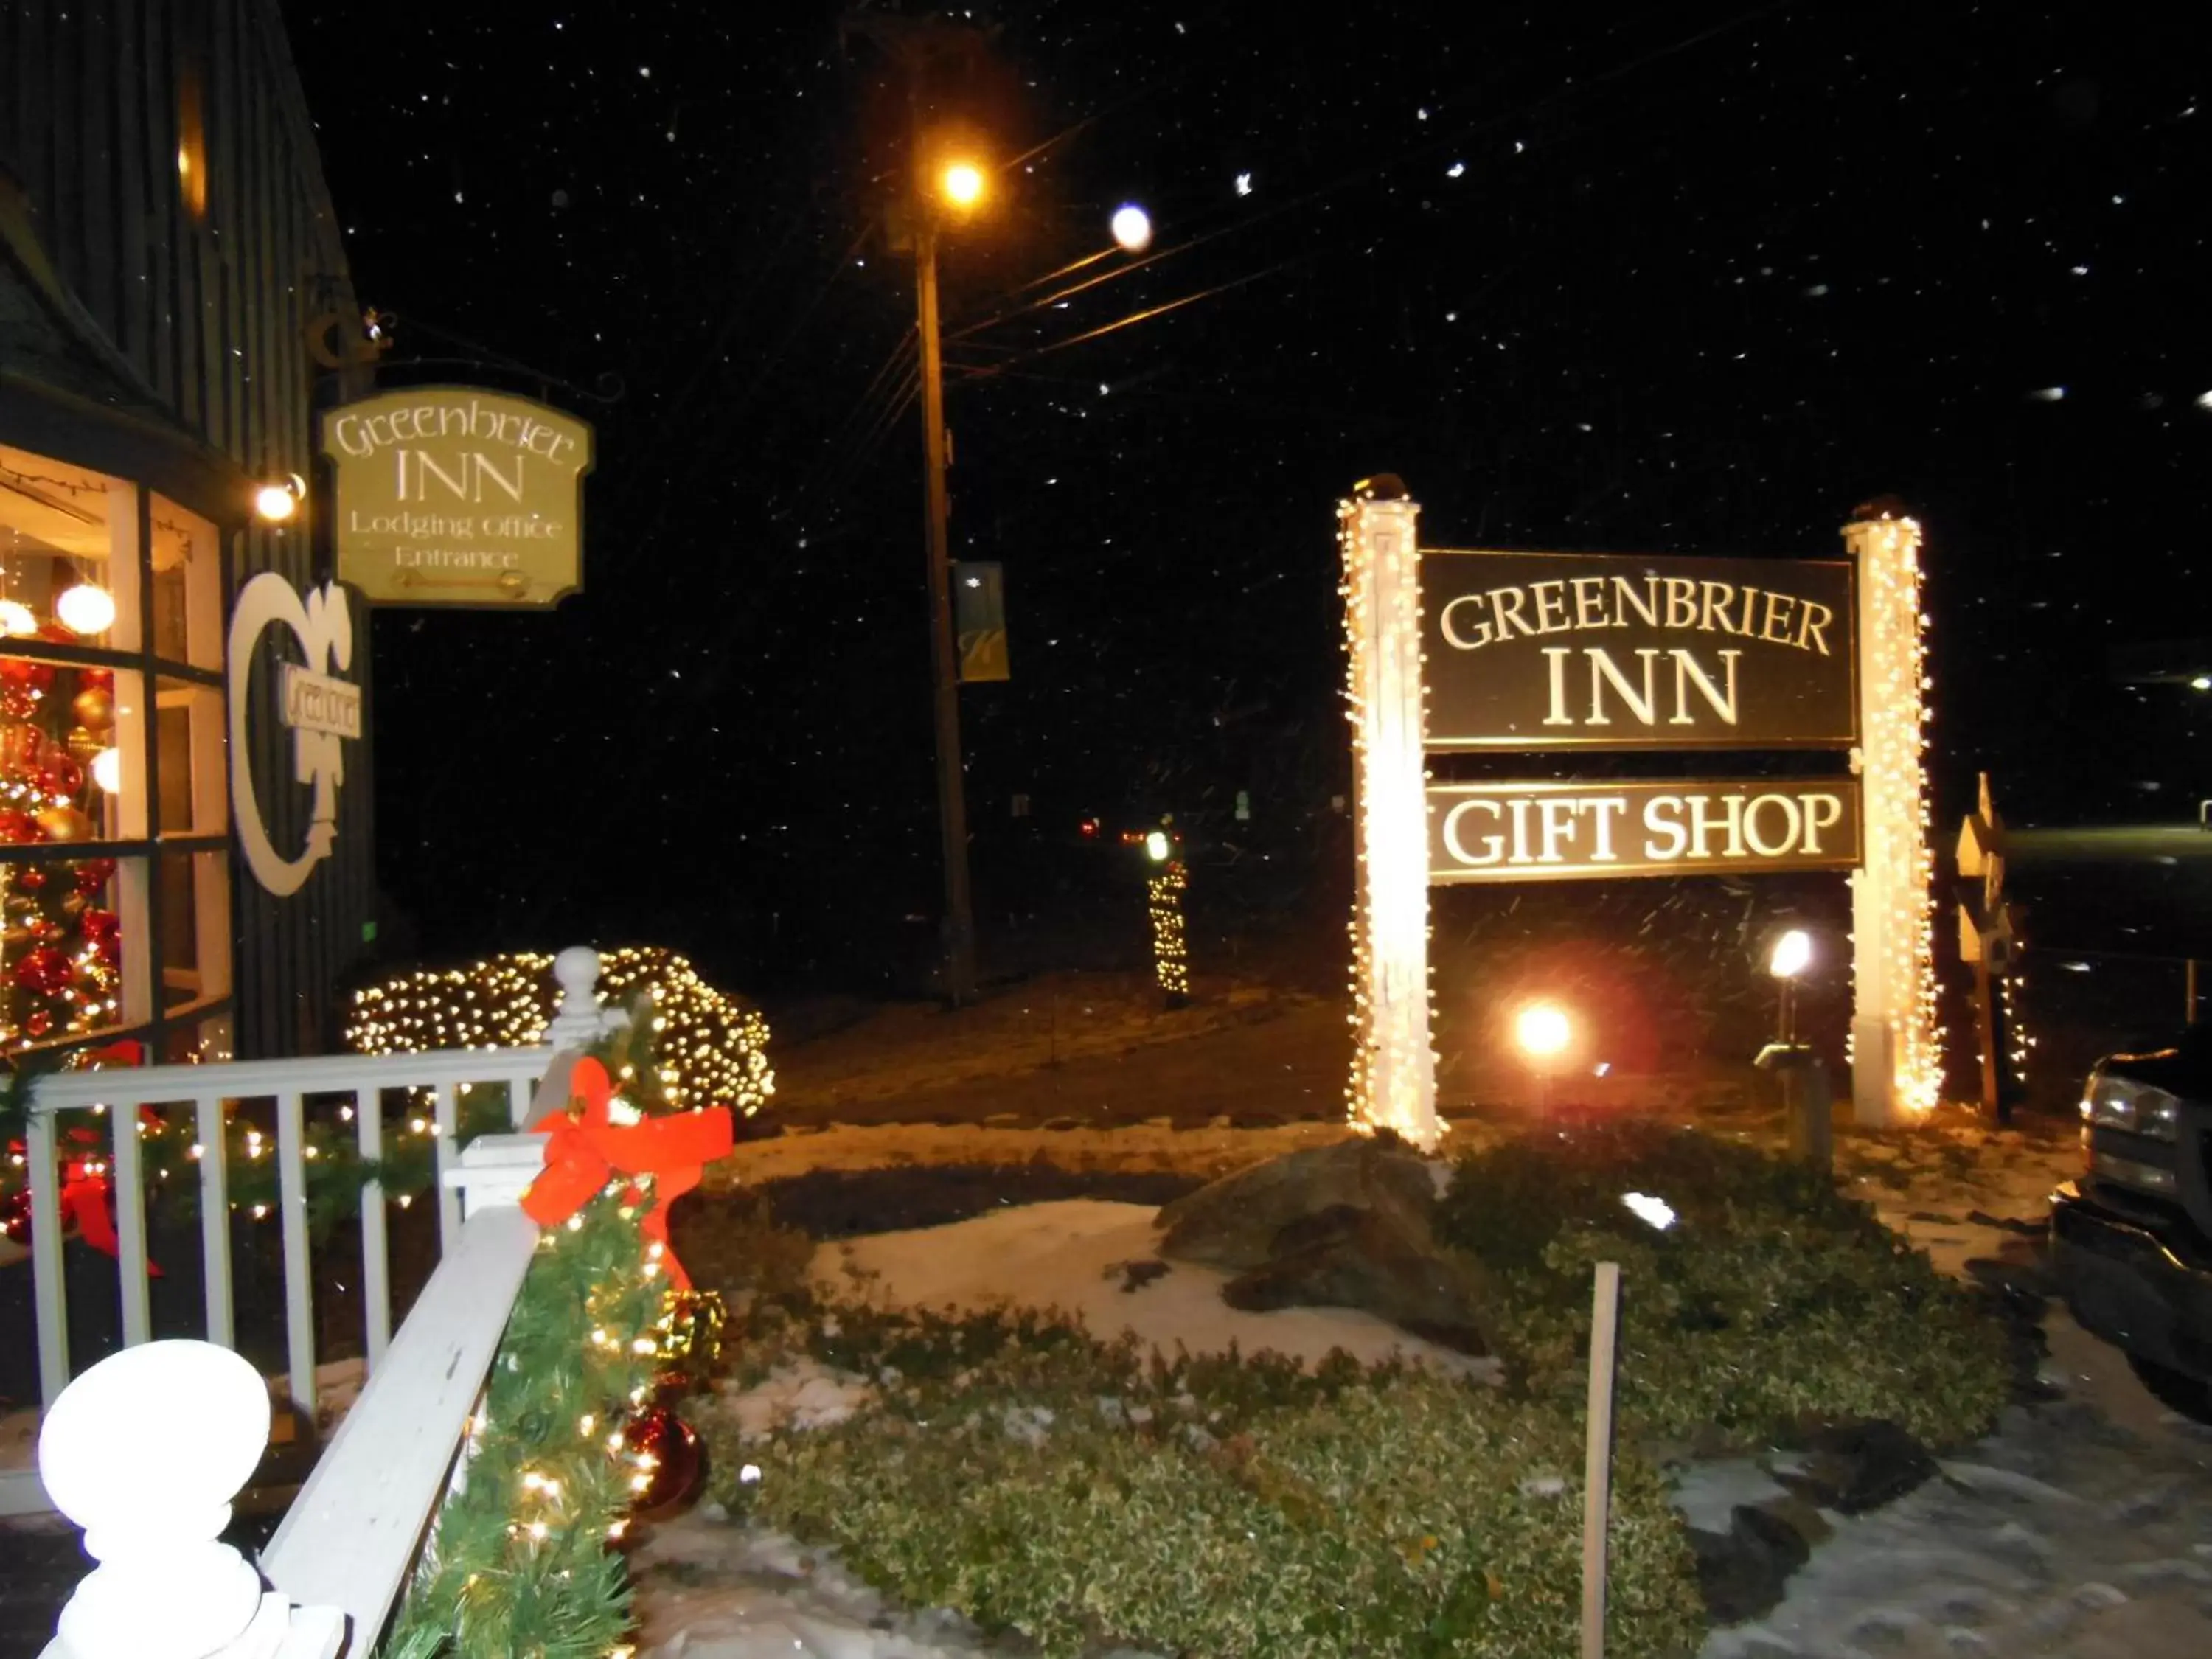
<box><xmin>1844</xmin><ymin>508</ymin><xmax>1941</xmax><ymax>1124</ymax></box>
<box><xmin>1339</xmin><ymin>478</ymin><xmax>1440</xmax><ymax>1150</ymax></box>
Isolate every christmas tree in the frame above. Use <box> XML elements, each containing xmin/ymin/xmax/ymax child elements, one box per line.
<box><xmin>1</xmin><ymin>633</ymin><xmax>124</xmax><ymax>1051</ymax></box>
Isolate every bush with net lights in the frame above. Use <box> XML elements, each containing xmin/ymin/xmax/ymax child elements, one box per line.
<box><xmin>346</xmin><ymin>945</ymin><xmax>773</xmax><ymax>1121</ymax></box>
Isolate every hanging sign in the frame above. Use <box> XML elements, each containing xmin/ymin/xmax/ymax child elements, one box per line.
<box><xmin>1427</xmin><ymin>777</ymin><xmax>1863</xmax><ymax>883</ymax></box>
<box><xmin>953</xmin><ymin>560</ymin><xmax>1009</xmax><ymax>682</ymax></box>
<box><xmin>228</xmin><ymin>573</ymin><xmax>359</xmax><ymax>897</ymax></box>
<box><xmin>321</xmin><ymin>387</ymin><xmax>594</xmax><ymax>608</ymax></box>
<box><xmin>1422</xmin><ymin>550</ymin><xmax>1857</xmax><ymax>750</ymax></box>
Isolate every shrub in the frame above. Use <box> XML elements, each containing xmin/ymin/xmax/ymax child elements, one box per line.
<box><xmin>1436</xmin><ymin>1121</ymin><xmax>2013</xmax><ymax>1448</ymax></box>
<box><xmin>698</xmin><ymin>1302</ymin><xmax>1706</xmax><ymax>1659</ymax></box>
<box><xmin>345</xmin><ymin>945</ymin><xmax>773</xmax><ymax>1119</ymax></box>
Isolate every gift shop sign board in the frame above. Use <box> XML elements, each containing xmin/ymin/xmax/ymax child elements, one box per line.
<box><xmin>1427</xmin><ymin>779</ymin><xmax>1863</xmax><ymax>883</ymax></box>
<box><xmin>1422</xmin><ymin>549</ymin><xmax>1858</xmax><ymax>750</ymax></box>
<box><xmin>321</xmin><ymin>388</ymin><xmax>594</xmax><ymax>608</ymax></box>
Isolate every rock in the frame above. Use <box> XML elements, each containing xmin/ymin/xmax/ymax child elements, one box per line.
<box><xmin>2072</xmin><ymin>1581</ymin><xmax>2129</xmax><ymax>1610</ymax></box>
<box><xmin>1221</xmin><ymin>1203</ymin><xmax>1492</xmax><ymax>1354</ymax></box>
<box><xmin>1964</xmin><ymin>1256</ymin><xmax>2057</xmax><ymax>1301</ymax></box>
<box><xmin>1775</xmin><ymin>1420</ymin><xmax>1936</xmax><ymax>1514</ymax></box>
<box><xmin>1155</xmin><ymin>1135</ymin><xmax>1439</xmax><ymax>1272</ymax></box>
<box><xmin>1687</xmin><ymin>1503</ymin><xmax>1812</xmax><ymax>1624</ymax></box>
<box><xmin>1102</xmin><ymin>1258</ymin><xmax>1170</xmax><ymax>1293</ymax></box>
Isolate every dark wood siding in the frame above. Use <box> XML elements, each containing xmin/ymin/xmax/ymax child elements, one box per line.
<box><xmin>0</xmin><ymin>0</ymin><xmax>374</xmax><ymax>1057</ymax></box>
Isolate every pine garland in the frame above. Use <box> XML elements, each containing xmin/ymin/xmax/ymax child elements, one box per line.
<box><xmin>376</xmin><ymin>1003</ymin><xmax>731</xmax><ymax>1659</ymax></box>
<box><xmin>379</xmin><ymin>1185</ymin><xmax>670</xmax><ymax>1659</ymax></box>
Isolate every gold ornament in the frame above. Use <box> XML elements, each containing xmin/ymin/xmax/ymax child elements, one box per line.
<box><xmin>65</xmin><ymin>726</ymin><xmax>100</xmax><ymax>765</ymax></box>
<box><xmin>71</xmin><ymin>688</ymin><xmax>114</xmax><ymax>733</ymax></box>
<box><xmin>35</xmin><ymin>804</ymin><xmax>91</xmax><ymax>842</ymax></box>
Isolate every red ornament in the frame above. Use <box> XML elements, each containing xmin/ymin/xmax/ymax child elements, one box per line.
<box><xmin>80</xmin><ymin>908</ymin><xmax>121</xmax><ymax>965</ymax></box>
<box><xmin>25</xmin><ymin>1009</ymin><xmax>52</xmax><ymax>1039</ymax></box>
<box><xmin>18</xmin><ymin>864</ymin><xmax>48</xmax><ymax>891</ymax></box>
<box><xmin>13</xmin><ymin>946</ymin><xmax>70</xmax><ymax>995</ymax></box>
<box><xmin>0</xmin><ymin>658</ymin><xmax>54</xmax><ymax>695</ymax></box>
<box><xmin>0</xmin><ymin>810</ymin><xmax>38</xmax><ymax>844</ymax></box>
<box><xmin>38</xmin><ymin>755</ymin><xmax>83</xmax><ymax>798</ymax></box>
<box><xmin>74</xmin><ymin>858</ymin><xmax>116</xmax><ymax>894</ymax></box>
<box><xmin>622</xmin><ymin>1406</ymin><xmax>707</xmax><ymax>1521</ymax></box>
<box><xmin>77</xmin><ymin>667</ymin><xmax>114</xmax><ymax>694</ymax></box>
<box><xmin>0</xmin><ymin>723</ymin><xmax>40</xmax><ymax>769</ymax></box>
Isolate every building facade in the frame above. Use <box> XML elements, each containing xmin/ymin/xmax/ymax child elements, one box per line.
<box><xmin>0</xmin><ymin>0</ymin><xmax>374</xmax><ymax>1061</ymax></box>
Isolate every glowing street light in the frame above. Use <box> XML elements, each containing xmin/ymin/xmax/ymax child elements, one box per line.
<box><xmin>1514</xmin><ymin>1003</ymin><xmax>1571</xmax><ymax>1060</ymax></box>
<box><xmin>1144</xmin><ymin>829</ymin><xmax>1170</xmax><ymax>862</ymax></box>
<box><xmin>939</xmin><ymin>161</ymin><xmax>986</xmax><ymax>210</ymax></box>
<box><xmin>1769</xmin><ymin>928</ymin><xmax>1812</xmax><ymax>981</ymax></box>
<box><xmin>1514</xmin><ymin>1001</ymin><xmax>1572</xmax><ymax>1118</ymax></box>
<box><xmin>1110</xmin><ymin>204</ymin><xmax>1152</xmax><ymax>252</ymax></box>
<box><xmin>1768</xmin><ymin>928</ymin><xmax>1813</xmax><ymax>1043</ymax></box>
<box><xmin>1757</xmin><ymin>925</ymin><xmax>1832</xmax><ymax>1167</ymax></box>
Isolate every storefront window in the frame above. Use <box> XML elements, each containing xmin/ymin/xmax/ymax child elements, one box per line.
<box><xmin>0</xmin><ymin>446</ymin><xmax>230</xmax><ymax>1056</ymax></box>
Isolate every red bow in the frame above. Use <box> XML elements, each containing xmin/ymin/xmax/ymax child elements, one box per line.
<box><xmin>519</xmin><ymin>1057</ymin><xmax>732</xmax><ymax>1290</ymax></box>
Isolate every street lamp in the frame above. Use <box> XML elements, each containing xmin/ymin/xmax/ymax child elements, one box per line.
<box><xmin>1756</xmin><ymin>928</ymin><xmax>1832</xmax><ymax>1167</ymax></box>
<box><xmin>1769</xmin><ymin>928</ymin><xmax>1812</xmax><ymax>1043</ymax></box>
<box><xmin>939</xmin><ymin>161</ymin><xmax>986</xmax><ymax>210</ymax></box>
<box><xmin>1514</xmin><ymin>1001</ymin><xmax>1572</xmax><ymax>1116</ymax></box>
<box><xmin>908</xmin><ymin>143</ymin><xmax>992</xmax><ymax>1007</ymax></box>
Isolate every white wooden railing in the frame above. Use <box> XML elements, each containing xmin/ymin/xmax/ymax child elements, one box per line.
<box><xmin>33</xmin><ymin>1127</ymin><xmax>560</xmax><ymax>1659</ymax></box>
<box><xmin>4</xmin><ymin>944</ymin><xmax>611</xmax><ymax>1517</ymax></box>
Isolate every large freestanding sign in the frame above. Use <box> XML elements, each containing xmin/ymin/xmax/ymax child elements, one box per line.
<box><xmin>321</xmin><ymin>388</ymin><xmax>594</xmax><ymax>608</ymax></box>
<box><xmin>1339</xmin><ymin>479</ymin><xmax>1938</xmax><ymax>1148</ymax></box>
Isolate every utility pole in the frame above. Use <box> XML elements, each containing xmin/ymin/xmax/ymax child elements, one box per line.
<box><xmin>914</xmin><ymin>211</ymin><xmax>978</xmax><ymax>1006</ymax></box>
<box><xmin>844</xmin><ymin>9</ymin><xmax>987</xmax><ymax>1006</ymax></box>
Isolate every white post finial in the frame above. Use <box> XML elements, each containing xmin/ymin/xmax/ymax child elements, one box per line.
<box><xmin>38</xmin><ymin>1340</ymin><xmax>341</xmax><ymax>1659</ymax></box>
<box><xmin>547</xmin><ymin>945</ymin><xmax>603</xmax><ymax>1051</ymax></box>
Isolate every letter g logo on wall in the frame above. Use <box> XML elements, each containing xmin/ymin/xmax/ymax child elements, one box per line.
<box><xmin>227</xmin><ymin>573</ymin><xmax>357</xmax><ymax>897</ymax></box>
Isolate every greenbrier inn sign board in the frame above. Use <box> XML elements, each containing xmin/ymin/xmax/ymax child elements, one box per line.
<box><xmin>321</xmin><ymin>387</ymin><xmax>594</xmax><ymax>608</ymax></box>
<box><xmin>1421</xmin><ymin>549</ymin><xmax>1859</xmax><ymax>749</ymax></box>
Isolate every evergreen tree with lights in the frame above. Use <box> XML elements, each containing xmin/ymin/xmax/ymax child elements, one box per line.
<box><xmin>1</xmin><ymin>640</ymin><xmax>122</xmax><ymax>1051</ymax></box>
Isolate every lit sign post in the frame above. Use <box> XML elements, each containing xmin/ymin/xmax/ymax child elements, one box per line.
<box><xmin>1339</xmin><ymin>479</ymin><xmax>1438</xmax><ymax>1147</ymax></box>
<box><xmin>1338</xmin><ymin>487</ymin><xmax>1935</xmax><ymax>1149</ymax></box>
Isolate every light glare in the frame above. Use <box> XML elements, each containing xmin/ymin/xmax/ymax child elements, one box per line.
<box><xmin>1110</xmin><ymin>204</ymin><xmax>1152</xmax><ymax>251</ymax></box>
<box><xmin>1514</xmin><ymin>1004</ymin><xmax>1571</xmax><ymax>1060</ymax></box>
<box><xmin>1768</xmin><ymin>928</ymin><xmax>1813</xmax><ymax>981</ymax></box>
<box><xmin>940</xmin><ymin>162</ymin><xmax>985</xmax><ymax>209</ymax></box>
<box><xmin>55</xmin><ymin>584</ymin><xmax>117</xmax><ymax>636</ymax></box>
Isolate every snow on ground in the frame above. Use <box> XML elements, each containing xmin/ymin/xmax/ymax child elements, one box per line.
<box><xmin>639</xmin><ymin>1114</ymin><xmax>2212</xmax><ymax>1659</ymax></box>
<box><xmin>1691</xmin><ymin>1389</ymin><xmax>2212</xmax><ymax>1658</ymax></box>
<box><xmin>810</xmin><ymin>1197</ymin><xmax>1500</xmax><ymax>1380</ymax></box>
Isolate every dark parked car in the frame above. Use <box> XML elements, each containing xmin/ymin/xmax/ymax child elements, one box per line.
<box><xmin>2051</xmin><ymin>1026</ymin><xmax>2212</xmax><ymax>1421</ymax></box>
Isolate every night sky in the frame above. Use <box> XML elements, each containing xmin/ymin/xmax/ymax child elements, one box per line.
<box><xmin>282</xmin><ymin>2</ymin><xmax>2212</xmax><ymax>995</ymax></box>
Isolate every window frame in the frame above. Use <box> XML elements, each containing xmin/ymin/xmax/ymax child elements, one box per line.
<box><xmin>1</xmin><ymin>472</ymin><xmax>233</xmax><ymax>1062</ymax></box>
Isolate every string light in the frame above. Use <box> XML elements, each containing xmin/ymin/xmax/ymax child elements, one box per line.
<box><xmin>1845</xmin><ymin>511</ymin><xmax>1942</xmax><ymax>1117</ymax></box>
<box><xmin>345</xmin><ymin>946</ymin><xmax>773</xmax><ymax>1117</ymax></box>
<box><xmin>1338</xmin><ymin>486</ymin><xmax>1441</xmax><ymax>1149</ymax></box>
<box><xmin>1146</xmin><ymin>859</ymin><xmax>1190</xmax><ymax>1000</ymax></box>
